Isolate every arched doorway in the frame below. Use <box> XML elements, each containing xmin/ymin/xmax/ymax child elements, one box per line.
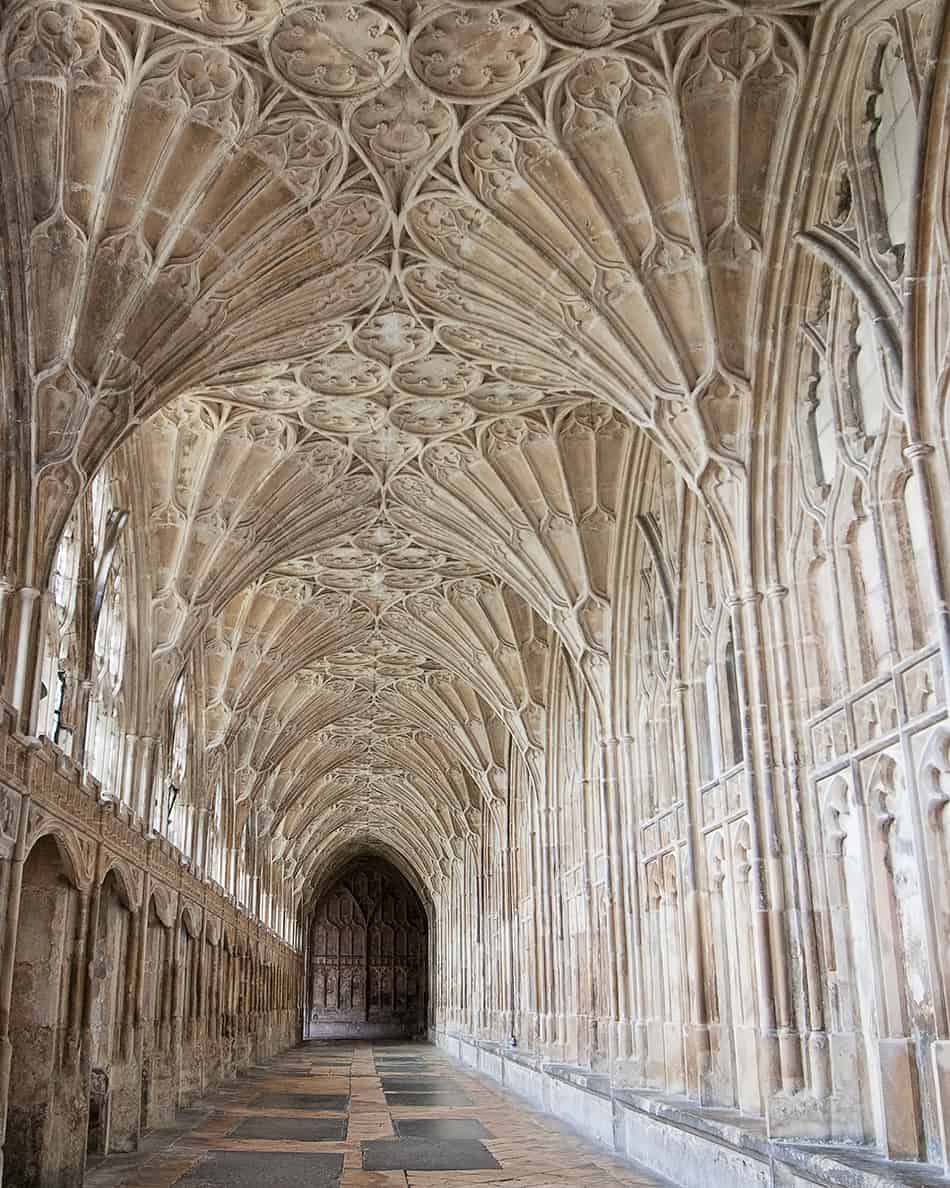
<box><xmin>4</xmin><ymin>835</ymin><xmax>84</xmax><ymax>1188</ymax></box>
<box><xmin>85</xmin><ymin>868</ymin><xmax>137</xmax><ymax>1156</ymax></box>
<box><xmin>306</xmin><ymin>856</ymin><xmax>428</xmax><ymax>1039</ymax></box>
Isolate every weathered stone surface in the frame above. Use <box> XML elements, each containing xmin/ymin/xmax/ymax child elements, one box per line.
<box><xmin>177</xmin><ymin>1151</ymin><xmax>344</xmax><ymax>1187</ymax></box>
<box><xmin>362</xmin><ymin>1135</ymin><xmax>501</xmax><ymax>1171</ymax></box>
<box><xmin>0</xmin><ymin>0</ymin><xmax>949</xmax><ymax>1184</ymax></box>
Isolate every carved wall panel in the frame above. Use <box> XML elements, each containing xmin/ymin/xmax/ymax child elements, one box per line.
<box><xmin>308</xmin><ymin>856</ymin><xmax>427</xmax><ymax>1037</ymax></box>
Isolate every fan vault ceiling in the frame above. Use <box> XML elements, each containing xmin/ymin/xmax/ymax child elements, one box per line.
<box><xmin>0</xmin><ymin>0</ymin><xmax>811</xmax><ymax>897</ymax></box>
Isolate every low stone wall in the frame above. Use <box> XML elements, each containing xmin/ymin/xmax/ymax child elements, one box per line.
<box><xmin>431</xmin><ymin>1029</ymin><xmax>944</xmax><ymax>1188</ymax></box>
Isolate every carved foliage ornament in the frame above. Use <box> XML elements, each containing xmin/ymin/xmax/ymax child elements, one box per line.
<box><xmin>351</xmin><ymin>75</ymin><xmax>454</xmax><ymax>165</ymax></box>
<box><xmin>142</xmin><ymin>0</ymin><xmax>280</xmax><ymax>36</ymax></box>
<box><xmin>269</xmin><ymin>4</ymin><xmax>404</xmax><ymax>98</ymax></box>
<box><xmin>408</xmin><ymin>6</ymin><xmax>545</xmax><ymax>102</ymax></box>
<box><xmin>7</xmin><ymin>1</ymin><xmax>123</xmax><ymax>81</ymax></box>
<box><xmin>529</xmin><ymin>0</ymin><xmax>660</xmax><ymax>46</ymax></box>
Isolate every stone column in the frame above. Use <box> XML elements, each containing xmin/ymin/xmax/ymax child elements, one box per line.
<box><xmin>196</xmin><ymin>911</ymin><xmax>208</xmax><ymax>1086</ymax></box>
<box><xmin>136</xmin><ymin>738</ymin><xmax>159</xmax><ymax>826</ymax></box>
<box><xmin>0</xmin><ymin>581</ymin><xmax>13</xmax><ymax>692</ymax></box>
<box><xmin>121</xmin><ymin>900</ymin><xmax>141</xmax><ymax>1061</ymax></box>
<box><xmin>600</xmin><ymin>737</ymin><xmax>632</xmax><ymax>1062</ymax></box>
<box><xmin>159</xmin><ymin>922</ymin><xmax>173</xmax><ymax>1054</ymax></box>
<box><xmin>72</xmin><ymin>678</ymin><xmax>94</xmax><ymax>769</ymax></box>
<box><xmin>171</xmin><ymin>903</ymin><xmax>185</xmax><ymax>1099</ymax></box>
<box><xmin>764</xmin><ymin>584</ymin><xmax>829</xmax><ymax>1105</ymax></box>
<box><xmin>536</xmin><ymin>803</ymin><xmax>556</xmax><ymax>1049</ymax></box>
<box><xmin>212</xmin><ymin>942</ymin><xmax>221</xmax><ymax>1045</ymax></box>
<box><xmin>27</xmin><ymin>592</ymin><xmax>53</xmax><ymax>733</ymax></box>
<box><xmin>6</xmin><ymin>586</ymin><xmax>40</xmax><ymax>726</ymax></box>
<box><xmin>618</xmin><ymin>733</ymin><xmax>649</xmax><ymax>1078</ymax></box>
<box><xmin>502</xmin><ymin>797</ymin><xmax>517</xmax><ymax>1046</ymax></box>
<box><xmin>729</xmin><ymin>591</ymin><xmax>798</xmax><ymax>1106</ymax></box>
<box><xmin>545</xmin><ymin>800</ymin><xmax>568</xmax><ymax>1054</ymax></box>
<box><xmin>66</xmin><ymin>887</ymin><xmax>92</xmax><ymax>1068</ymax></box>
<box><xmin>671</xmin><ymin>679</ymin><xmax>712</xmax><ymax>1101</ymax></box>
<box><xmin>0</xmin><ymin>791</ymin><xmax>30</xmax><ymax>1176</ymax></box>
<box><xmin>133</xmin><ymin>872</ymin><xmax>151</xmax><ymax>1081</ymax></box>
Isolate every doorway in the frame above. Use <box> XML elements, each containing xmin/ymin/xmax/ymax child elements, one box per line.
<box><xmin>307</xmin><ymin>856</ymin><xmax>428</xmax><ymax>1039</ymax></box>
<box><xmin>3</xmin><ymin>835</ymin><xmax>84</xmax><ymax>1188</ymax></box>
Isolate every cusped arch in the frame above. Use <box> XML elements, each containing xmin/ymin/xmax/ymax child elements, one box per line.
<box><xmin>149</xmin><ymin>883</ymin><xmax>177</xmax><ymax>928</ymax></box>
<box><xmin>24</xmin><ymin>822</ymin><xmax>92</xmax><ymax>890</ymax></box>
<box><xmin>181</xmin><ymin>901</ymin><xmax>202</xmax><ymax>939</ymax></box>
<box><xmin>98</xmin><ymin>855</ymin><xmax>141</xmax><ymax>911</ymax></box>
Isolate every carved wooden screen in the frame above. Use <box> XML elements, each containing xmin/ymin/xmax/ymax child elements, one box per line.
<box><xmin>308</xmin><ymin>857</ymin><xmax>427</xmax><ymax>1035</ymax></box>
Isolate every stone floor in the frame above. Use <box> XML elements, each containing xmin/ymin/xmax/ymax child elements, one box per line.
<box><xmin>84</xmin><ymin>1040</ymin><xmax>672</xmax><ymax>1187</ymax></box>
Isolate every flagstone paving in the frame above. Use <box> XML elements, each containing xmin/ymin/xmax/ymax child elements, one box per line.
<box><xmin>84</xmin><ymin>1040</ymin><xmax>673</xmax><ymax>1187</ymax></box>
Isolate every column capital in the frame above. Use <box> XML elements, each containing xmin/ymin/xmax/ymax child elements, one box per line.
<box><xmin>726</xmin><ymin>588</ymin><xmax>763</xmax><ymax>609</ymax></box>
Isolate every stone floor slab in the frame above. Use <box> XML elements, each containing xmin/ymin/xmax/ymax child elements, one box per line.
<box><xmin>254</xmin><ymin>1093</ymin><xmax>350</xmax><ymax>1112</ymax></box>
<box><xmin>394</xmin><ymin>1119</ymin><xmax>492</xmax><ymax>1140</ymax></box>
<box><xmin>384</xmin><ymin>1092</ymin><xmax>472</xmax><ymax>1107</ymax></box>
<box><xmin>176</xmin><ymin>1151</ymin><xmax>343</xmax><ymax>1186</ymax></box>
<box><xmin>229</xmin><ymin>1116</ymin><xmax>348</xmax><ymax>1141</ymax></box>
<box><xmin>362</xmin><ymin>1138</ymin><xmax>501</xmax><ymax>1172</ymax></box>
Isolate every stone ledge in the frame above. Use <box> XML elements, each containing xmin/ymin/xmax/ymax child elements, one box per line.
<box><xmin>431</xmin><ymin>1030</ymin><xmax>950</xmax><ymax>1188</ymax></box>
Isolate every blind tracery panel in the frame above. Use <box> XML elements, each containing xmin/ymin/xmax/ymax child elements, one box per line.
<box><xmin>308</xmin><ymin>858</ymin><xmax>427</xmax><ymax>1034</ymax></box>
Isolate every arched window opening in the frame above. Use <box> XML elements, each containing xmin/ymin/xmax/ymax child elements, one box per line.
<box><xmin>870</xmin><ymin>34</ymin><xmax>917</xmax><ymax>259</ymax></box>
<box><xmin>237</xmin><ymin>818</ymin><xmax>252</xmax><ymax>910</ymax></box>
<box><xmin>694</xmin><ymin>649</ymin><xmax>714</xmax><ymax>783</ymax></box>
<box><xmin>38</xmin><ymin>512</ymin><xmax>80</xmax><ymax>745</ymax></box>
<box><xmin>166</xmin><ymin>673</ymin><xmax>189</xmax><ymax>851</ymax></box>
<box><xmin>810</xmin><ymin>350</ymin><xmax>838</xmax><ymax>489</ymax></box>
<box><xmin>554</xmin><ymin>650</ymin><xmax>583</xmax><ymax>877</ymax></box>
<box><xmin>209</xmin><ymin>776</ymin><xmax>226</xmax><ymax>887</ymax></box>
<box><xmin>723</xmin><ymin>633</ymin><xmax>743</xmax><ymax>768</ymax></box>
<box><xmin>90</xmin><ymin>468</ymin><xmax>110</xmax><ymax>556</ymax></box>
<box><xmin>705</xmin><ymin>660</ymin><xmax>724</xmax><ymax>779</ymax></box>
<box><xmin>84</xmin><ymin>471</ymin><xmax>129</xmax><ymax>801</ymax></box>
<box><xmin>852</xmin><ymin>306</ymin><xmax>887</xmax><ymax>440</ymax></box>
<box><xmin>799</xmin><ymin>266</ymin><xmax>840</xmax><ymax>493</ymax></box>
<box><xmin>702</xmin><ymin>629</ymin><xmax>743</xmax><ymax>780</ymax></box>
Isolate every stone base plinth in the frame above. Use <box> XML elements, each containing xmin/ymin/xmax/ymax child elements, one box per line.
<box><xmin>431</xmin><ymin>1028</ymin><xmax>949</xmax><ymax>1188</ymax></box>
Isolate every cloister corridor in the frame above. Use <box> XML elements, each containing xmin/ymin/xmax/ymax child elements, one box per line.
<box><xmin>4</xmin><ymin>0</ymin><xmax>950</xmax><ymax>1185</ymax></box>
<box><xmin>82</xmin><ymin>1040</ymin><xmax>671</xmax><ymax>1188</ymax></box>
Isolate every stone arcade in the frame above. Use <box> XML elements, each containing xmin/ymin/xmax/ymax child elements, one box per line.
<box><xmin>0</xmin><ymin>0</ymin><xmax>948</xmax><ymax>1185</ymax></box>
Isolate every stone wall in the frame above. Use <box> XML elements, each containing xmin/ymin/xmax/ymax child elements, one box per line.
<box><xmin>0</xmin><ymin>705</ymin><xmax>303</xmax><ymax>1186</ymax></box>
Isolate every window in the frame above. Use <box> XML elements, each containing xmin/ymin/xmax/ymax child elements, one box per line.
<box><xmin>872</xmin><ymin>36</ymin><xmax>916</xmax><ymax>257</ymax></box>
<box><xmin>38</xmin><ymin>513</ymin><xmax>80</xmax><ymax>743</ymax></box>
<box><xmin>165</xmin><ymin>673</ymin><xmax>190</xmax><ymax>848</ymax></box>
<box><xmin>85</xmin><ymin>472</ymin><xmax>129</xmax><ymax>800</ymax></box>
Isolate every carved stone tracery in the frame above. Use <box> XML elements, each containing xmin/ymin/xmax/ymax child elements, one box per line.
<box><xmin>4</xmin><ymin>0</ymin><xmax>950</xmax><ymax>1180</ymax></box>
